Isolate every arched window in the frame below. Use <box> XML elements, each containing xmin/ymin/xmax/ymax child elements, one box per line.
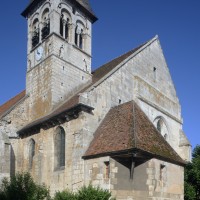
<box><xmin>60</xmin><ymin>10</ymin><xmax>71</xmax><ymax>40</ymax></box>
<box><xmin>60</xmin><ymin>17</ymin><xmax>69</xmax><ymax>39</ymax></box>
<box><xmin>54</xmin><ymin>126</ymin><xmax>65</xmax><ymax>169</ymax></box>
<box><xmin>60</xmin><ymin>15</ymin><xmax>64</xmax><ymax>37</ymax></box>
<box><xmin>154</xmin><ymin>117</ymin><xmax>169</xmax><ymax>141</ymax></box>
<box><xmin>75</xmin><ymin>22</ymin><xmax>85</xmax><ymax>49</ymax></box>
<box><xmin>75</xmin><ymin>25</ymin><xmax>78</xmax><ymax>46</ymax></box>
<box><xmin>157</xmin><ymin>118</ymin><xmax>162</xmax><ymax>133</ymax></box>
<box><xmin>79</xmin><ymin>29</ymin><xmax>83</xmax><ymax>49</ymax></box>
<box><xmin>32</xmin><ymin>18</ymin><xmax>39</xmax><ymax>48</ymax></box>
<box><xmin>28</xmin><ymin>139</ymin><xmax>35</xmax><ymax>169</ymax></box>
<box><xmin>41</xmin><ymin>8</ymin><xmax>50</xmax><ymax>40</ymax></box>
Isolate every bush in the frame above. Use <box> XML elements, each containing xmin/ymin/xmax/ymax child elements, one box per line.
<box><xmin>54</xmin><ymin>190</ymin><xmax>77</xmax><ymax>200</ymax></box>
<box><xmin>53</xmin><ymin>184</ymin><xmax>115</xmax><ymax>200</ymax></box>
<box><xmin>77</xmin><ymin>184</ymin><xmax>114</xmax><ymax>200</ymax></box>
<box><xmin>0</xmin><ymin>172</ymin><xmax>115</xmax><ymax>200</ymax></box>
<box><xmin>0</xmin><ymin>172</ymin><xmax>50</xmax><ymax>200</ymax></box>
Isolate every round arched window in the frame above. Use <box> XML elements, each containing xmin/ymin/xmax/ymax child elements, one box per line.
<box><xmin>154</xmin><ymin>117</ymin><xmax>169</xmax><ymax>140</ymax></box>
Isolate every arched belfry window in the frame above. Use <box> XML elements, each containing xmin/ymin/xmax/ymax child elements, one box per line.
<box><xmin>75</xmin><ymin>25</ymin><xmax>78</xmax><ymax>46</ymax></box>
<box><xmin>60</xmin><ymin>10</ymin><xmax>71</xmax><ymax>40</ymax></box>
<box><xmin>32</xmin><ymin>19</ymin><xmax>39</xmax><ymax>48</ymax></box>
<box><xmin>41</xmin><ymin>8</ymin><xmax>50</xmax><ymax>40</ymax></box>
<box><xmin>54</xmin><ymin>126</ymin><xmax>65</xmax><ymax>169</ymax></box>
<box><xmin>154</xmin><ymin>117</ymin><xmax>169</xmax><ymax>141</ymax></box>
<box><xmin>60</xmin><ymin>16</ymin><xmax>69</xmax><ymax>40</ymax></box>
<box><xmin>28</xmin><ymin>139</ymin><xmax>35</xmax><ymax>169</ymax></box>
<box><xmin>75</xmin><ymin>22</ymin><xmax>85</xmax><ymax>49</ymax></box>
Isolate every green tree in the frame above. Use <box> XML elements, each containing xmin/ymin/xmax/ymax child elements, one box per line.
<box><xmin>185</xmin><ymin>145</ymin><xmax>200</xmax><ymax>200</ymax></box>
<box><xmin>0</xmin><ymin>172</ymin><xmax>51</xmax><ymax>200</ymax></box>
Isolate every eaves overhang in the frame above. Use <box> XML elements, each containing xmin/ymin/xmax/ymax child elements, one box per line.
<box><xmin>82</xmin><ymin>148</ymin><xmax>187</xmax><ymax>167</ymax></box>
<box><xmin>21</xmin><ymin>0</ymin><xmax>45</xmax><ymax>18</ymax></box>
<box><xmin>17</xmin><ymin>103</ymin><xmax>94</xmax><ymax>137</ymax></box>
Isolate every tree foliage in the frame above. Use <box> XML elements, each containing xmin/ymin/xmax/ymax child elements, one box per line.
<box><xmin>53</xmin><ymin>184</ymin><xmax>116</xmax><ymax>200</ymax></box>
<box><xmin>0</xmin><ymin>172</ymin><xmax>50</xmax><ymax>200</ymax></box>
<box><xmin>185</xmin><ymin>145</ymin><xmax>200</xmax><ymax>200</ymax></box>
<box><xmin>0</xmin><ymin>172</ymin><xmax>115</xmax><ymax>200</ymax></box>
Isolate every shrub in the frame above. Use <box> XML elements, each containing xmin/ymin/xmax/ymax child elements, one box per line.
<box><xmin>77</xmin><ymin>184</ymin><xmax>115</xmax><ymax>200</ymax></box>
<box><xmin>0</xmin><ymin>172</ymin><xmax>50</xmax><ymax>200</ymax></box>
<box><xmin>54</xmin><ymin>190</ymin><xmax>77</xmax><ymax>200</ymax></box>
<box><xmin>53</xmin><ymin>184</ymin><xmax>115</xmax><ymax>200</ymax></box>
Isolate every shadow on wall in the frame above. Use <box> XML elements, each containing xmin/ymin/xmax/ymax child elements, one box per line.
<box><xmin>112</xmin><ymin>156</ymin><xmax>150</xmax><ymax>191</ymax></box>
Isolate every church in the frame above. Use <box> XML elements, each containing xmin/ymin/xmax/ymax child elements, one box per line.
<box><xmin>0</xmin><ymin>0</ymin><xmax>191</xmax><ymax>199</ymax></box>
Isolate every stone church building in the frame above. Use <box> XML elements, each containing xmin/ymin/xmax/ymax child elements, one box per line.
<box><xmin>0</xmin><ymin>0</ymin><xmax>191</xmax><ymax>199</ymax></box>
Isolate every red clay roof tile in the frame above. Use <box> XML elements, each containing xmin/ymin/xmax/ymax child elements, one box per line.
<box><xmin>0</xmin><ymin>90</ymin><xmax>26</xmax><ymax>117</ymax></box>
<box><xmin>83</xmin><ymin>101</ymin><xmax>185</xmax><ymax>166</ymax></box>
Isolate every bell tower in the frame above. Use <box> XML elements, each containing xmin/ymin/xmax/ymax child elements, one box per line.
<box><xmin>22</xmin><ymin>0</ymin><xmax>97</xmax><ymax>120</ymax></box>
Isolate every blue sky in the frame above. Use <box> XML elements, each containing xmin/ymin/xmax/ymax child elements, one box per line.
<box><xmin>0</xmin><ymin>0</ymin><xmax>200</xmax><ymax>149</ymax></box>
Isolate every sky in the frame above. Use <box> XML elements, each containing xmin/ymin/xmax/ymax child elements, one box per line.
<box><xmin>0</xmin><ymin>0</ymin><xmax>200</xmax><ymax>149</ymax></box>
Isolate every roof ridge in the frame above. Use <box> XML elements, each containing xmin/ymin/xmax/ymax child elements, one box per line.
<box><xmin>0</xmin><ymin>90</ymin><xmax>26</xmax><ymax>118</ymax></box>
<box><xmin>92</xmin><ymin>35</ymin><xmax>158</xmax><ymax>72</ymax></box>
<box><xmin>91</xmin><ymin>36</ymin><xmax>158</xmax><ymax>86</ymax></box>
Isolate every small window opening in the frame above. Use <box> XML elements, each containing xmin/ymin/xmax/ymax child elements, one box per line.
<box><xmin>153</xmin><ymin>67</ymin><xmax>157</xmax><ymax>80</ymax></box>
<box><xmin>104</xmin><ymin>161</ymin><xmax>110</xmax><ymax>179</ymax></box>
<box><xmin>160</xmin><ymin>164</ymin><xmax>165</xmax><ymax>181</ymax></box>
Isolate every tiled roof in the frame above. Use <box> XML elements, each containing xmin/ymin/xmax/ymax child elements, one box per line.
<box><xmin>92</xmin><ymin>43</ymin><xmax>145</xmax><ymax>84</ymax></box>
<box><xmin>0</xmin><ymin>90</ymin><xmax>26</xmax><ymax>118</ymax></box>
<box><xmin>83</xmin><ymin>101</ymin><xmax>186</xmax><ymax>166</ymax></box>
<box><xmin>18</xmin><ymin>94</ymin><xmax>80</xmax><ymax>133</ymax></box>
